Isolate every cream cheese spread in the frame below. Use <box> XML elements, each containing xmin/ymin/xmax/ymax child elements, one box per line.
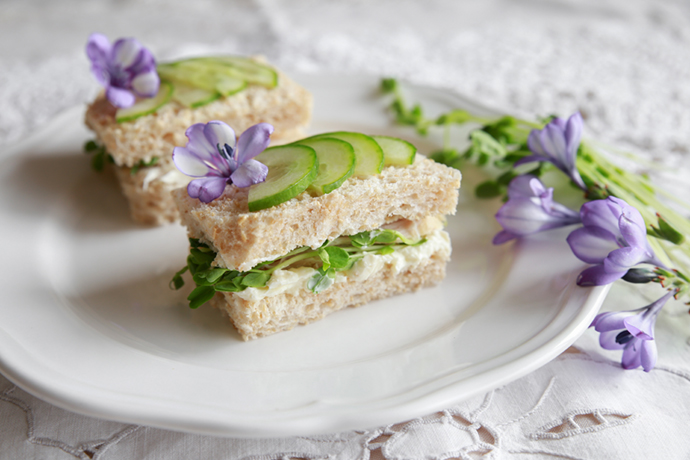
<box><xmin>234</xmin><ymin>229</ymin><xmax>451</xmax><ymax>301</ymax></box>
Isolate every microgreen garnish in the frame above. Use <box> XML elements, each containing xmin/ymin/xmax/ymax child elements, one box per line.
<box><xmin>381</xmin><ymin>77</ymin><xmax>690</xmax><ymax>372</ymax></box>
<box><xmin>171</xmin><ymin>229</ymin><xmax>426</xmax><ymax>308</ymax></box>
<box><xmin>130</xmin><ymin>156</ymin><xmax>159</xmax><ymax>175</ymax></box>
<box><xmin>83</xmin><ymin>139</ymin><xmax>114</xmax><ymax>171</ymax></box>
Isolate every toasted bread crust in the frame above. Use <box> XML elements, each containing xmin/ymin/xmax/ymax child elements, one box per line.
<box><xmin>211</xmin><ymin>245</ymin><xmax>448</xmax><ymax>340</ymax></box>
<box><xmin>173</xmin><ymin>157</ymin><xmax>462</xmax><ymax>271</ymax></box>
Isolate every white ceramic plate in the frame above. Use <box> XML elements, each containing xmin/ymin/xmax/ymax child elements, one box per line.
<box><xmin>0</xmin><ymin>74</ymin><xmax>608</xmax><ymax>437</ymax></box>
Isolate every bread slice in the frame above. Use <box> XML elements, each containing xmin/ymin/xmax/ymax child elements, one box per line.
<box><xmin>84</xmin><ymin>68</ymin><xmax>312</xmax><ymax>225</ymax></box>
<box><xmin>211</xmin><ymin>229</ymin><xmax>451</xmax><ymax>340</ymax></box>
<box><xmin>173</xmin><ymin>157</ymin><xmax>461</xmax><ymax>271</ymax></box>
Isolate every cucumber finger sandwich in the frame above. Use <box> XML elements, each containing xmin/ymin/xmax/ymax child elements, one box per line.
<box><xmin>170</xmin><ymin>120</ymin><xmax>461</xmax><ymax>340</ymax></box>
<box><xmin>83</xmin><ymin>33</ymin><xmax>312</xmax><ymax>225</ymax></box>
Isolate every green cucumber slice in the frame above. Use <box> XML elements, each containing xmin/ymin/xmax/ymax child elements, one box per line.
<box><xmin>115</xmin><ymin>80</ymin><xmax>173</xmax><ymax>123</ymax></box>
<box><xmin>371</xmin><ymin>135</ymin><xmax>417</xmax><ymax>166</ymax></box>
<box><xmin>248</xmin><ymin>145</ymin><xmax>319</xmax><ymax>212</ymax></box>
<box><xmin>171</xmin><ymin>82</ymin><xmax>221</xmax><ymax>108</ymax></box>
<box><xmin>312</xmin><ymin>132</ymin><xmax>384</xmax><ymax>177</ymax></box>
<box><xmin>296</xmin><ymin>138</ymin><xmax>356</xmax><ymax>195</ymax></box>
<box><xmin>191</xmin><ymin>57</ymin><xmax>278</xmax><ymax>88</ymax></box>
<box><xmin>158</xmin><ymin>62</ymin><xmax>247</xmax><ymax>96</ymax></box>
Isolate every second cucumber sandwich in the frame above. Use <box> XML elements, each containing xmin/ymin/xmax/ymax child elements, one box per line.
<box><xmin>171</xmin><ymin>120</ymin><xmax>461</xmax><ymax>340</ymax></box>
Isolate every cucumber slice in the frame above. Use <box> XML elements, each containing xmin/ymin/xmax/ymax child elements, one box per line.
<box><xmin>158</xmin><ymin>62</ymin><xmax>247</xmax><ymax>96</ymax></box>
<box><xmin>191</xmin><ymin>56</ymin><xmax>278</xmax><ymax>88</ymax></box>
<box><xmin>312</xmin><ymin>132</ymin><xmax>384</xmax><ymax>177</ymax></box>
<box><xmin>248</xmin><ymin>145</ymin><xmax>319</xmax><ymax>212</ymax></box>
<box><xmin>171</xmin><ymin>82</ymin><xmax>221</xmax><ymax>108</ymax></box>
<box><xmin>115</xmin><ymin>80</ymin><xmax>173</xmax><ymax>123</ymax></box>
<box><xmin>296</xmin><ymin>138</ymin><xmax>356</xmax><ymax>195</ymax></box>
<box><xmin>371</xmin><ymin>135</ymin><xmax>417</xmax><ymax>166</ymax></box>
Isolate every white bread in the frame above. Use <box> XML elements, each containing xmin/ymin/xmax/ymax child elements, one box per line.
<box><xmin>211</xmin><ymin>236</ymin><xmax>450</xmax><ymax>340</ymax></box>
<box><xmin>173</xmin><ymin>157</ymin><xmax>462</xmax><ymax>271</ymax></box>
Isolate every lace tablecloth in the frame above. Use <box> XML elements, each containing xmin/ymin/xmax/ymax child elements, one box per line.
<box><xmin>1</xmin><ymin>0</ymin><xmax>690</xmax><ymax>458</ymax></box>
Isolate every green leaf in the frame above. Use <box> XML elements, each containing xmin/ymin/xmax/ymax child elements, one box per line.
<box><xmin>435</xmin><ymin>109</ymin><xmax>473</xmax><ymax>125</ymax></box>
<box><xmin>130</xmin><ymin>156</ymin><xmax>160</xmax><ymax>175</ymax></box>
<box><xmin>381</xmin><ymin>78</ymin><xmax>398</xmax><ymax>93</ymax></box>
<box><xmin>241</xmin><ymin>271</ymin><xmax>271</xmax><ymax>287</ymax></box>
<box><xmin>187</xmin><ymin>285</ymin><xmax>216</xmax><ymax>309</ymax></box>
<box><xmin>475</xmin><ymin>180</ymin><xmax>504</xmax><ymax>199</ymax></box>
<box><xmin>190</xmin><ymin>248</ymin><xmax>215</xmax><ymax>266</ymax></box>
<box><xmin>91</xmin><ymin>152</ymin><xmax>105</xmax><ymax>171</ymax></box>
<box><xmin>470</xmin><ymin>130</ymin><xmax>507</xmax><ymax>159</ymax></box>
<box><xmin>322</xmin><ymin>246</ymin><xmax>350</xmax><ymax>269</ymax></box>
<box><xmin>169</xmin><ymin>265</ymin><xmax>188</xmax><ymax>290</ymax></box>
<box><xmin>429</xmin><ymin>149</ymin><xmax>460</xmax><ymax>166</ymax></box>
<box><xmin>377</xmin><ymin>246</ymin><xmax>395</xmax><ymax>255</ymax></box>
<box><xmin>496</xmin><ymin>170</ymin><xmax>518</xmax><ymax>186</ymax></box>
<box><xmin>650</xmin><ymin>215</ymin><xmax>686</xmax><ymax>245</ymax></box>
<box><xmin>350</xmin><ymin>231</ymin><xmax>374</xmax><ymax>248</ymax></box>
<box><xmin>84</xmin><ymin>140</ymin><xmax>99</xmax><ymax>152</ymax></box>
<box><xmin>308</xmin><ymin>268</ymin><xmax>336</xmax><ymax>293</ymax></box>
<box><xmin>371</xmin><ymin>229</ymin><xmax>398</xmax><ymax>244</ymax></box>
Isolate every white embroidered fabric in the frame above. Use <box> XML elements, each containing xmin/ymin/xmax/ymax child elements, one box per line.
<box><xmin>1</xmin><ymin>0</ymin><xmax>690</xmax><ymax>458</ymax></box>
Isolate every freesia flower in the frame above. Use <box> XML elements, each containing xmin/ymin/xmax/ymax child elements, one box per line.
<box><xmin>493</xmin><ymin>175</ymin><xmax>581</xmax><ymax>244</ymax></box>
<box><xmin>591</xmin><ymin>291</ymin><xmax>672</xmax><ymax>371</ymax></box>
<box><xmin>567</xmin><ymin>196</ymin><xmax>664</xmax><ymax>286</ymax></box>
<box><xmin>173</xmin><ymin>121</ymin><xmax>272</xmax><ymax>203</ymax></box>
<box><xmin>86</xmin><ymin>33</ymin><xmax>159</xmax><ymax>108</ymax></box>
<box><xmin>516</xmin><ymin>112</ymin><xmax>586</xmax><ymax>190</ymax></box>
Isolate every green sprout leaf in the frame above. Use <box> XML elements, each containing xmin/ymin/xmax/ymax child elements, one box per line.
<box><xmin>130</xmin><ymin>156</ymin><xmax>160</xmax><ymax>175</ymax></box>
<box><xmin>650</xmin><ymin>215</ymin><xmax>686</xmax><ymax>245</ymax></box>
<box><xmin>475</xmin><ymin>180</ymin><xmax>504</xmax><ymax>199</ymax></box>
<box><xmin>308</xmin><ymin>267</ymin><xmax>336</xmax><ymax>294</ymax></box>
<box><xmin>188</xmin><ymin>285</ymin><xmax>216</xmax><ymax>309</ymax></box>
<box><xmin>241</xmin><ymin>271</ymin><xmax>271</xmax><ymax>288</ymax></box>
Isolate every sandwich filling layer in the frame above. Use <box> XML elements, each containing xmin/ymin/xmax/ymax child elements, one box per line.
<box><xmin>172</xmin><ymin>216</ymin><xmax>449</xmax><ymax>309</ymax></box>
<box><xmin>235</xmin><ymin>229</ymin><xmax>450</xmax><ymax>302</ymax></box>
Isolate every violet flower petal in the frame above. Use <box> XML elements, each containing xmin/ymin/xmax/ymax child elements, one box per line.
<box><xmin>495</xmin><ymin>197</ymin><xmax>563</xmax><ymax>236</ymax></box>
<box><xmin>577</xmin><ymin>264</ymin><xmax>626</xmax><ymax>286</ymax></box>
<box><xmin>112</xmin><ymin>38</ymin><xmax>143</xmax><ymax>68</ymax></box>
<box><xmin>592</xmin><ymin>311</ymin><xmax>629</xmax><ymax>332</ymax></box>
<box><xmin>203</xmin><ymin>121</ymin><xmax>236</xmax><ymax>154</ymax></box>
<box><xmin>542</xmin><ymin>123</ymin><xmax>568</xmax><ymax>166</ymax></box>
<box><xmin>580</xmin><ymin>199</ymin><xmax>622</xmax><ymax>237</ymax></box>
<box><xmin>640</xmin><ymin>340</ymin><xmax>658</xmax><ymax>372</ymax></box>
<box><xmin>567</xmin><ymin>226</ymin><xmax>620</xmax><ymax>264</ymax></box>
<box><xmin>131</xmin><ymin>70</ymin><xmax>159</xmax><ymax>98</ymax></box>
<box><xmin>106</xmin><ymin>86</ymin><xmax>135</xmax><ymax>108</ymax></box>
<box><xmin>526</xmin><ymin>131</ymin><xmax>547</xmax><ymax>158</ymax></box>
<box><xmin>512</xmin><ymin>154</ymin><xmax>546</xmax><ymax>168</ymax></box>
<box><xmin>506</xmin><ymin>175</ymin><xmax>542</xmax><ymax>199</ymax></box>
<box><xmin>564</xmin><ymin>112</ymin><xmax>583</xmax><ymax>158</ymax></box>
<box><xmin>604</xmin><ymin>246</ymin><xmax>647</xmax><ymax>274</ymax></box>
<box><xmin>172</xmin><ymin>146</ymin><xmax>214</xmax><ymax>177</ymax></box>
<box><xmin>599</xmin><ymin>329</ymin><xmax>627</xmax><ymax>350</ymax></box>
<box><xmin>187</xmin><ymin>176</ymin><xmax>228</xmax><ymax>203</ymax></box>
<box><xmin>185</xmin><ymin>123</ymin><xmax>219</xmax><ymax>162</ymax></box>
<box><xmin>618</xmin><ymin>207</ymin><xmax>648</xmax><ymax>247</ymax></box>
<box><xmin>621</xmin><ymin>340</ymin><xmax>643</xmax><ymax>370</ymax></box>
<box><xmin>236</xmin><ymin>123</ymin><xmax>274</xmax><ymax>163</ymax></box>
<box><xmin>230</xmin><ymin>159</ymin><xmax>268</xmax><ymax>188</ymax></box>
<box><xmin>86</xmin><ymin>33</ymin><xmax>110</xmax><ymax>64</ymax></box>
<box><xmin>492</xmin><ymin>230</ymin><xmax>517</xmax><ymax>245</ymax></box>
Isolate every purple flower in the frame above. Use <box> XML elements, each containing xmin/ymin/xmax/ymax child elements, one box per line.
<box><xmin>591</xmin><ymin>291</ymin><xmax>672</xmax><ymax>372</ymax></box>
<box><xmin>86</xmin><ymin>33</ymin><xmax>159</xmax><ymax>108</ymax></box>
<box><xmin>516</xmin><ymin>112</ymin><xmax>586</xmax><ymax>190</ymax></box>
<box><xmin>173</xmin><ymin>121</ymin><xmax>273</xmax><ymax>203</ymax></box>
<box><xmin>567</xmin><ymin>196</ymin><xmax>664</xmax><ymax>286</ymax></box>
<box><xmin>493</xmin><ymin>175</ymin><xmax>581</xmax><ymax>244</ymax></box>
